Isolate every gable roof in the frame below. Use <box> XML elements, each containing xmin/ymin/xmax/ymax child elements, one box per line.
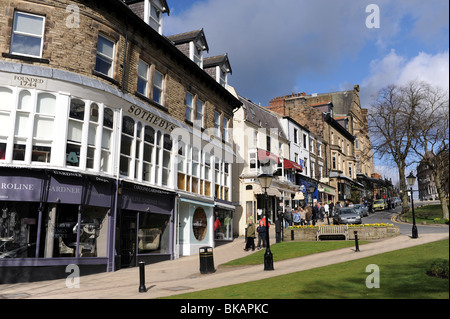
<box><xmin>203</xmin><ymin>54</ymin><xmax>232</xmax><ymax>74</ymax></box>
<box><xmin>239</xmin><ymin>96</ymin><xmax>287</xmax><ymax>141</ymax></box>
<box><xmin>124</xmin><ymin>0</ymin><xmax>170</xmax><ymax>15</ymax></box>
<box><xmin>167</xmin><ymin>29</ymin><xmax>209</xmax><ymax>52</ymax></box>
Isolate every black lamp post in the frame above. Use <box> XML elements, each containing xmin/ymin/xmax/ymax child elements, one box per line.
<box><xmin>308</xmin><ymin>185</ymin><xmax>315</xmax><ymax>225</ymax></box>
<box><xmin>406</xmin><ymin>172</ymin><xmax>418</xmax><ymax>239</ymax></box>
<box><xmin>258</xmin><ymin>173</ymin><xmax>274</xmax><ymax>271</ymax></box>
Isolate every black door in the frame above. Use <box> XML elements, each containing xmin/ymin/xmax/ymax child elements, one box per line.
<box><xmin>119</xmin><ymin>211</ymin><xmax>137</xmax><ymax>268</ymax></box>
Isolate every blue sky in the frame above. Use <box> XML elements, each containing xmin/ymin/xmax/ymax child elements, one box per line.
<box><xmin>163</xmin><ymin>0</ymin><xmax>449</xmax><ymax>184</ymax></box>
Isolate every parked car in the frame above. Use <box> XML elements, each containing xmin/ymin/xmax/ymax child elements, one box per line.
<box><xmin>393</xmin><ymin>197</ymin><xmax>402</xmax><ymax>207</ymax></box>
<box><xmin>333</xmin><ymin>207</ymin><xmax>362</xmax><ymax>225</ymax></box>
<box><xmin>352</xmin><ymin>204</ymin><xmax>369</xmax><ymax>217</ymax></box>
<box><xmin>373</xmin><ymin>199</ymin><xmax>386</xmax><ymax>211</ymax></box>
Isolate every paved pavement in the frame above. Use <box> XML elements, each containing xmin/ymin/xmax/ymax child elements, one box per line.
<box><xmin>0</xmin><ymin>231</ymin><xmax>448</xmax><ymax>299</ymax></box>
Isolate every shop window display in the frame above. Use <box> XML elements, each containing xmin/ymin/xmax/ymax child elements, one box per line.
<box><xmin>44</xmin><ymin>204</ymin><xmax>108</xmax><ymax>258</ymax></box>
<box><xmin>192</xmin><ymin>207</ymin><xmax>207</xmax><ymax>242</ymax></box>
<box><xmin>0</xmin><ymin>203</ymin><xmax>39</xmax><ymax>258</ymax></box>
<box><xmin>138</xmin><ymin>212</ymin><xmax>170</xmax><ymax>254</ymax></box>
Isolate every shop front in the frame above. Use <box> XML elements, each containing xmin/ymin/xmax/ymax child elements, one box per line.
<box><xmin>0</xmin><ymin>167</ymin><xmax>115</xmax><ymax>283</ymax></box>
<box><xmin>177</xmin><ymin>194</ymin><xmax>215</xmax><ymax>256</ymax></box>
<box><xmin>117</xmin><ymin>181</ymin><xmax>175</xmax><ymax>269</ymax></box>
<box><xmin>214</xmin><ymin>199</ymin><xmax>235</xmax><ymax>242</ymax></box>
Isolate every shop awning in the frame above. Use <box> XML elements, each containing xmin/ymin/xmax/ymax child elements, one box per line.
<box><xmin>283</xmin><ymin>158</ymin><xmax>303</xmax><ymax>171</ymax></box>
<box><xmin>294</xmin><ymin>191</ymin><xmax>305</xmax><ymax>200</ymax></box>
<box><xmin>257</xmin><ymin>149</ymin><xmax>279</xmax><ymax>164</ymax></box>
<box><xmin>252</xmin><ymin>184</ymin><xmax>282</xmax><ymax>197</ymax></box>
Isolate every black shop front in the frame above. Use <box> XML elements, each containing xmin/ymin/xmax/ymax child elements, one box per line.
<box><xmin>116</xmin><ymin>181</ymin><xmax>175</xmax><ymax>269</ymax></box>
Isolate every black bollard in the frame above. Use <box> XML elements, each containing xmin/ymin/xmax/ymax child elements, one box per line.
<box><xmin>138</xmin><ymin>261</ymin><xmax>147</xmax><ymax>293</ymax></box>
<box><xmin>354</xmin><ymin>231</ymin><xmax>360</xmax><ymax>252</ymax></box>
<box><xmin>291</xmin><ymin>229</ymin><xmax>294</xmax><ymax>241</ymax></box>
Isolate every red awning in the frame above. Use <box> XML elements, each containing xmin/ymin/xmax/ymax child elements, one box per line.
<box><xmin>257</xmin><ymin>149</ymin><xmax>280</xmax><ymax>163</ymax></box>
<box><xmin>284</xmin><ymin>158</ymin><xmax>303</xmax><ymax>171</ymax></box>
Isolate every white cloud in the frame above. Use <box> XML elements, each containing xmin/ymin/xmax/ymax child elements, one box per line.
<box><xmin>360</xmin><ymin>50</ymin><xmax>449</xmax><ymax>107</ymax></box>
<box><xmin>164</xmin><ymin>0</ymin><xmax>448</xmax><ymax>105</ymax></box>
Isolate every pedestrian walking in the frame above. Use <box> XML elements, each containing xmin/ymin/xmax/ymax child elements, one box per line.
<box><xmin>256</xmin><ymin>217</ymin><xmax>267</xmax><ymax>249</ymax></box>
<box><xmin>244</xmin><ymin>217</ymin><xmax>256</xmax><ymax>251</ymax></box>
<box><xmin>292</xmin><ymin>209</ymin><xmax>301</xmax><ymax>226</ymax></box>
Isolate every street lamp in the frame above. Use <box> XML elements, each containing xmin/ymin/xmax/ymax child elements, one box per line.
<box><xmin>257</xmin><ymin>173</ymin><xmax>274</xmax><ymax>271</ymax></box>
<box><xmin>308</xmin><ymin>185</ymin><xmax>315</xmax><ymax>225</ymax></box>
<box><xmin>308</xmin><ymin>185</ymin><xmax>315</xmax><ymax>207</ymax></box>
<box><xmin>406</xmin><ymin>172</ymin><xmax>418</xmax><ymax>239</ymax></box>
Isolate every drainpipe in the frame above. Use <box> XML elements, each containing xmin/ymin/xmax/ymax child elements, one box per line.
<box><xmin>121</xmin><ymin>17</ymin><xmax>129</xmax><ymax>93</ymax></box>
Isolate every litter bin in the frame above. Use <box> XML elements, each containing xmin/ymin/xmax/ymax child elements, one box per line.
<box><xmin>199</xmin><ymin>246</ymin><xmax>215</xmax><ymax>274</ymax></box>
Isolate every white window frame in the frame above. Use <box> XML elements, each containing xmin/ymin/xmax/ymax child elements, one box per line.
<box><xmin>137</xmin><ymin>59</ymin><xmax>149</xmax><ymax>96</ymax></box>
<box><xmin>95</xmin><ymin>35</ymin><xmax>115</xmax><ymax>77</ymax></box>
<box><xmin>153</xmin><ymin>69</ymin><xmax>164</xmax><ymax>105</ymax></box>
<box><xmin>11</xmin><ymin>11</ymin><xmax>45</xmax><ymax>58</ymax></box>
<box><xmin>185</xmin><ymin>92</ymin><xmax>194</xmax><ymax>122</ymax></box>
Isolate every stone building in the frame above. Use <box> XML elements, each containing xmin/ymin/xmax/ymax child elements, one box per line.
<box><xmin>267</xmin><ymin>86</ymin><xmax>372</xmax><ymax>203</ymax></box>
<box><xmin>0</xmin><ymin>0</ymin><xmax>241</xmax><ymax>283</ymax></box>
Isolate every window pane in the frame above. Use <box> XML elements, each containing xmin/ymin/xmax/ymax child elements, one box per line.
<box><xmin>67</xmin><ymin>120</ymin><xmax>83</xmax><ymax>142</ymax></box>
<box><xmin>102</xmin><ymin>129</ymin><xmax>111</xmax><ymax>149</ymax></box>
<box><xmin>137</xmin><ymin>78</ymin><xmax>147</xmax><ymax>95</ymax></box>
<box><xmin>0</xmin><ymin>112</ymin><xmax>10</xmax><ymax>136</ymax></box>
<box><xmin>144</xmin><ymin>144</ymin><xmax>153</xmax><ymax>161</ymax></box>
<box><xmin>14</xmin><ymin>12</ymin><xmax>44</xmax><ymax>35</ymax></box>
<box><xmin>138</xmin><ymin>60</ymin><xmax>148</xmax><ymax>78</ymax></box>
<box><xmin>153</xmin><ymin>87</ymin><xmax>162</xmax><ymax>104</ymax></box>
<box><xmin>88</xmin><ymin>124</ymin><xmax>97</xmax><ymax>146</ymax></box>
<box><xmin>37</xmin><ymin>93</ymin><xmax>56</xmax><ymax>115</ymax></box>
<box><xmin>154</xmin><ymin>70</ymin><xmax>163</xmax><ymax>87</ymax></box>
<box><xmin>18</xmin><ymin>90</ymin><xmax>32</xmax><ymax>111</ymax></box>
<box><xmin>120</xmin><ymin>135</ymin><xmax>132</xmax><ymax>156</ymax></box>
<box><xmin>66</xmin><ymin>143</ymin><xmax>80</xmax><ymax>166</ymax></box>
<box><xmin>0</xmin><ymin>88</ymin><xmax>13</xmax><ymax>112</ymax></box>
<box><xmin>15</xmin><ymin>113</ymin><xmax>29</xmax><ymax>136</ymax></box>
<box><xmin>13</xmin><ymin>144</ymin><xmax>26</xmax><ymax>161</ymax></box>
<box><xmin>11</xmin><ymin>34</ymin><xmax>42</xmax><ymax>57</ymax></box>
<box><xmin>144</xmin><ymin>126</ymin><xmax>155</xmax><ymax>144</ymax></box>
<box><xmin>97</xmin><ymin>36</ymin><xmax>114</xmax><ymax>58</ymax></box>
<box><xmin>101</xmin><ymin>150</ymin><xmax>110</xmax><ymax>171</ymax></box>
<box><xmin>95</xmin><ymin>56</ymin><xmax>112</xmax><ymax>76</ymax></box>
<box><xmin>90</xmin><ymin>103</ymin><xmax>99</xmax><ymax>122</ymax></box>
<box><xmin>122</xmin><ymin>116</ymin><xmax>134</xmax><ymax>136</ymax></box>
<box><xmin>69</xmin><ymin>99</ymin><xmax>84</xmax><ymax>120</ymax></box>
<box><xmin>103</xmin><ymin>108</ymin><xmax>114</xmax><ymax>128</ymax></box>
<box><xmin>34</xmin><ymin>116</ymin><xmax>54</xmax><ymax>139</ymax></box>
<box><xmin>32</xmin><ymin>145</ymin><xmax>51</xmax><ymax>163</ymax></box>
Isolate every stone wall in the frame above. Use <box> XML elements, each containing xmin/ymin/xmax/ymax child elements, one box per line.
<box><xmin>284</xmin><ymin>226</ymin><xmax>400</xmax><ymax>242</ymax></box>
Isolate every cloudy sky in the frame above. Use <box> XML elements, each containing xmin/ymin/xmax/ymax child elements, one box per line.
<box><xmin>163</xmin><ymin>0</ymin><xmax>449</xmax><ymax>184</ymax></box>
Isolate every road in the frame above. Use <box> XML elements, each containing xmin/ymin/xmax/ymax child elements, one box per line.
<box><xmin>362</xmin><ymin>200</ymin><xmax>449</xmax><ymax>235</ymax></box>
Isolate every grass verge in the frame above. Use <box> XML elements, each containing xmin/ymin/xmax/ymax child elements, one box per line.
<box><xmin>403</xmin><ymin>204</ymin><xmax>449</xmax><ymax>225</ymax></box>
<box><xmin>221</xmin><ymin>241</ymin><xmax>368</xmax><ymax>266</ymax></box>
<box><xmin>164</xmin><ymin>239</ymin><xmax>449</xmax><ymax>299</ymax></box>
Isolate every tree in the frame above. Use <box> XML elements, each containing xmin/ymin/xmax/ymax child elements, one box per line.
<box><xmin>368</xmin><ymin>82</ymin><xmax>419</xmax><ymax>215</ymax></box>
<box><xmin>409</xmin><ymin>82</ymin><xmax>449</xmax><ymax>219</ymax></box>
<box><xmin>369</xmin><ymin>80</ymin><xmax>449</xmax><ymax>218</ymax></box>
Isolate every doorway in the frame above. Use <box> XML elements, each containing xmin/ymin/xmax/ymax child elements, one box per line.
<box><xmin>119</xmin><ymin>211</ymin><xmax>137</xmax><ymax>268</ymax></box>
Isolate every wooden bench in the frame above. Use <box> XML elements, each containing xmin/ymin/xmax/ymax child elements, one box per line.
<box><xmin>316</xmin><ymin>225</ymin><xmax>349</xmax><ymax>241</ymax></box>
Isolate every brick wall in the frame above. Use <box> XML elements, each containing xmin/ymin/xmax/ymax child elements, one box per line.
<box><xmin>0</xmin><ymin>0</ymin><xmax>237</xmax><ymax>131</ymax></box>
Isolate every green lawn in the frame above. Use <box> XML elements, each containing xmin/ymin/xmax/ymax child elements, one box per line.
<box><xmin>403</xmin><ymin>204</ymin><xmax>449</xmax><ymax>224</ymax></box>
<box><xmin>164</xmin><ymin>239</ymin><xmax>449</xmax><ymax>299</ymax></box>
<box><xmin>221</xmin><ymin>241</ymin><xmax>367</xmax><ymax>266</ymax></box>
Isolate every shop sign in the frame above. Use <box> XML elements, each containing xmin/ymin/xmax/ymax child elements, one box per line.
<box><xmin>127</xmin><ymin>104</ymin><xmax>176</xmax><ymax>132</ymax></box>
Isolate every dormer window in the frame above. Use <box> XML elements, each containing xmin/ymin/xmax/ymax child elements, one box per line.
<box><xmin>203</xmin><ymin>54</ymin><xmax>232</xmax><ymax>87</ymax></box>
<box><xmin>167</xmin><ymin>29</ymin><xmax>209</xmax><ymax>68</ymax></box>
<box><xmin>193</xmin><ymin>42</ymin><xmax>203</xmax><ymax>67</ymax></box>
<box><xmin>125</xmin><ymin>1</ymin><xmax>169</xmax><ymax>35</ymax></box>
